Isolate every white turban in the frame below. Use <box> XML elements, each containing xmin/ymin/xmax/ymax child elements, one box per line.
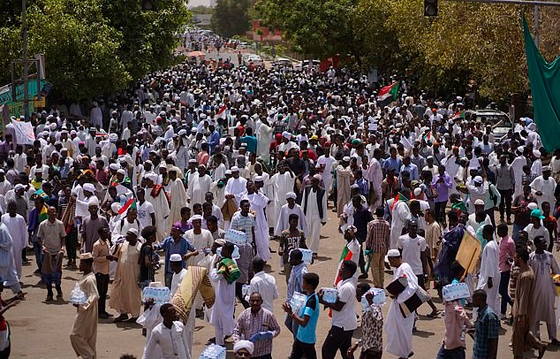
<box><xmin>83</xmin><ymin>183</ymin><xmax>96</xmax><ymax>193</ymax></box>
<box><xmin>145</xmin><ymin>173</ymin><xmax>158</xmax><ymax>183</ymax></box>
<box><xmin>233</xmin><ymin>340</ymin><xmax>254</xmax><ymax>355</ymax></box>
<box><xmin>88</xmin><ymin>197</ymin><xmax>99</xmax><ymax>207</ymax></box>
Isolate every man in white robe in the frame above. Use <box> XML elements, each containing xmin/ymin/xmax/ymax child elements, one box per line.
<box><xmin>243</xmin><ymin>178</ymin><xmax>271</xmax><ymax>262</ymax></box>
<box><xmin>301</xmin><ymin>175</ymin><xmax>327</xmax><ymax>255</ymax></box>
<box><xmin>390</xmin><ymin>200</ymin><xmax>410</xmax><ymax>250</ymax></box>
<box><xmin>269</xmin><ymin>165</ymin><xmax>295</xmax><ymax>221</ymax></box>
<box><xmin>274</xmin><ymin>192</ymin><xmax>308</xmax><ymax>237</ymax></box>
<box><xmin>317</xmin><ymin>151</ymin><xmax>336</xmax><ymax>193</ymax></box>
<box><xmin>477</xmin><ymin>224</ymin><xmax>501</xmax><ymax>314</ymax></box>
<box><xmin>168</xmin><ymin>168</ymin><xmax>188</xmax><ymax>225</ymax></box>
<box><xmin>511</xmin><ymin>152</ymin><xmax>527</xmax><ymax>198</ymax></box>
<box><xmin>530</xmin><ymin>166</ymin><xmax>556</xmax><ymax>210</ymax></box>
<box><xmin>1</xmin><ymin>201</ymin><xmax>28</xmax><ymax>278</ymax></box>
<box><xmin>256</xmin><ymin>118</ymin><xmax>272</xmax><ymax>163</ymax></box>
<box><xmin>385</xmin><ymin>249</ymin><xmax>418</xmax><ymax>359</ymax></box>
<box><xmin>187</xmin><ymin>165</ymin><xmax>212</xmax><ymax>208</ymax></box>
<box><xmin>210</xmin><ymin>242</ymin><xmax>238</xmax><ymax>346</ymax></box>
<box><xmin>144</xmin><ymin>173</ymin><xmax>170</xmax><ymax>242</ymax></box>
<box><xmin>365</xmin><ymin>149</ymin><xmax>384</xmax><ymax>210</ymax></box>
<box><xmin>224</xmin><ymin>166</ymin><xmax>247</xmax><ymax>208</ymax></box>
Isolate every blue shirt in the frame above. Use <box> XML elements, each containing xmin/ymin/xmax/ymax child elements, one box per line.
<box><xmin>241</xmin><ymin>135</ymin><xmax>257</xmax><ymax>154</ymax></box>
<box><xmin>296</xmin><ymin>293</ymin><xmax>319</xmax><ymax>344</ymax></box>
<box><xmin>382</xmin><ymin>157</ymin><xmax>402</xmax><ymax>174</ymax></box>
<box><xmin>157</xmin><ymin>237</ymin><xmax>195</xmax><ymax>274</ymax></box>
<box><xmin>208</xmin><ymin>130</ymin><xmax>220</xmax><ymax>153</ymax></box>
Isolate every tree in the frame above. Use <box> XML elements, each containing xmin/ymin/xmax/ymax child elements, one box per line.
<box><xmin>255</xmin><ymin>0</ymin><xmax>366</xmax><ymax>65</ymax></box>
<box><xmin>211</xmin><ymin>0</ymin><xmax>251</xmax><ymax>38</ymax></box>
<box><xmin>0</xmin><ymin>0</ymin><xmax>190</xmax><ymax>100</ymax></box>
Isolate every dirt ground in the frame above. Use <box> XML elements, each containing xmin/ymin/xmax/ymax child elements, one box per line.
<box><xmin>8</xmin><ymin>205</ymin><xmax>560</xmax><ymax>359</ymax></box>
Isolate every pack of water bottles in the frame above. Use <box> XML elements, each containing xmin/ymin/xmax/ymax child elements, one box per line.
<box><xmin>290</xmin><ymin>292</ymin><xmax>307</xmax><ymax>314</ymax></box>
<box><xmin>70</xmin><ymin>283</ymin><xmax>87</xmax><ymax>305</ymax></box>
<box><xmin>300</xmin><ymin>249</ymin><xmax>313</xmax><ymax>264</ymax></box>
<box><xmin>142</xmin><ymin>286</ymin><xmax>170</xmax><ymax>304</ymax></box>
<box><xmin>361</xmin><ymin>288</ymin><xmax>386</xmax><ymax>312</ymax></box>
<box><xmin>216</xmin><ymin>245</ymin><xmax>240</xmax><ymax>259</ymax></box>
<box><xmin>199</xmin><ymin>344</ymin><xmax>226</xmax><ymax>359</ymax></box>
<box><xmin>224</xmin><ymin>229</ymin><xmax>250</xmax><ymax>246</ymax></box>
<box><xmin>321</xmin><ymin>288</ymin><xmax>338</xmax><ymax>304</ymax></box>
<box><xmin>442</xmin><ymin>283</ymin><xmax>470</xmax><ymax>302</ymax></box>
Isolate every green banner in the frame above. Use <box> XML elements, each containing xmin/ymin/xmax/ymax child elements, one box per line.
<box><xmin>0</xmin><ymin>79</ymin><xmax>47</xmax><ymax>107</ymax></box>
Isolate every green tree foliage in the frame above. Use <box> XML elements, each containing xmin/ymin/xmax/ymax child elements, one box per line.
<box><xmin>255</xmin><ymin>0</ymin><xmax>366</xmax><ymax>65</ymax></box>
<box><xmin>0</xmin><ymin>0</ymin><xmax>190</xmax><ymax>100</ymax></box>
<box><xmin>211</xmin><ymin>0</ymin><xmax>251</xmax><ymax>38</ymax></box>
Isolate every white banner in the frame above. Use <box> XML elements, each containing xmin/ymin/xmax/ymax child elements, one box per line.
<box><xmin>11</xmin><ymin>119</ymin><xmax>36</xmax><ymax>145</ymax></box>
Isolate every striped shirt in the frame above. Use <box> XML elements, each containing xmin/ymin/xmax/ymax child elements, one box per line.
<box><xmin>230</xmin><ymin>212</ymin><xmax>256</xmax><ymax>243</ymax></box>
<box><xmin>366</xmin><ymin>218</ymin><xmax>391</xmax><ymax>254</ymax></box>
<box><xmin>233</xmin><ymin>308</ymin><xmax>281</xmax><ymax>357</ymax></box>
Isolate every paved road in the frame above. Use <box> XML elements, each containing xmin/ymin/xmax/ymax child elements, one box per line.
<box><xmin>9</xmin><ymin>199</ymin><xmax>560</xmax><ymax>359</ymax></box>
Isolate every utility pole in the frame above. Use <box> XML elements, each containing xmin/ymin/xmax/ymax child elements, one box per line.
<box><xmin>22</xmin><ymin>0</ymin><xmax>29</xmax><ymax>120</ymax></box>
<box><xmin>534</xmin><ymin>4</ymin><xmax>539</xmax><ymax>48</ymax></box>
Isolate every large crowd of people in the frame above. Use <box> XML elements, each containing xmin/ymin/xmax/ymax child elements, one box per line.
<box><xmin>0</xmin><ymin>30</ymin><xmax>558</xmax><ymax>359</ymax></box>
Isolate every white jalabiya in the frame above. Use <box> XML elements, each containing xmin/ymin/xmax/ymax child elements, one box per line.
<box><xmin>184</xmin><ymin>229</ymin><xmax>213</xmax><ymax>266</ymax></box>
<box><xmin>187</xmin><ymin>173</ymin><xmax>212</xmax><ymax>208</ymax></box>
<box><xmin>530</xmin><ymin>175</ymin><xmax>556</xmax><ymax>210</ymax></box>
<box><xmin>274</xmin><ymin>203</ymin><xmax>308</xmax><ymax>237</ymax></box>
<box><xmin>511</xmin><ymin>155</ymin><xmax>527</xmax><ymax>198</ymax></box>
<box><xmin>209</xmin><ymin>265</ymin><xmax>236</xmax><ymax>346</ymax></box>
<box><xmin>169</xmin><ymin>178</ymin><xmax>188</xmax><ymax>225</ymax></box>
<box><xmin>244</xmin><ymin>192</ymin><xmax>271</xmax><ymax>261</ymax></box>
<box><xmin>270</xmin><ymin>172</ymin><xmax>294</xmax><ymax>222</ymax></box>
<box><xmin>385</xmin><ymin>262</ymin><xmax>418</xmax><ymax>359</ymax></box>
<box><xmin>390</xmin><ymin>201</ymin><xmax>410</xmax><ymax>249</ymax></box>
<box><xmin>1</xmin><ymin>213</ymin><xmax>28</xmax><ymax>278</ymax></box>
<box><xmin>146</xmin><ymin>187</ymin><xmax>170</xmax><ymax>242</ymax></box>
<box><xmin>365</xmin><ymin>157</ymin><xmax>383</xmax><ymax>209</ymax></box>
<box><xmin>477</xmin><ymin>239</ymin><xmax>501</xmax><ymax>314</ymax></box>
<box><xmin>301</xmin><ymin>188</ymin><xmax>327</xmax><ymax>254</ymax></box>
<box><xmin>257</xmin><ymin>123</ymin><xmax>273</xmax><ymax>163</ymax></box>
<box><xmin>224</xmin><ymin>177</ymin><xmax>248</xmax><ymax>208</ymax></box>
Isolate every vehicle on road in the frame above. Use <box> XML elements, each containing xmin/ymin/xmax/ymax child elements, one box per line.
<box><xmin>295</xmin><ymin>59</ymin><xmax>320</xmax><ymax>72</ymax></box>
<box><xmin>243</xmin><ymin>54</ymin><xmax>264</xmax><ymax>67</ymax></box>
<box><xmin>273</xmin><ymin>57</ymin><xmax>293</xmax><ymax>69</ymax></box>
<box><xmin>465</xmin><ymin>109</ymin><xmax>513</xmax><ymax>140</ymax></box>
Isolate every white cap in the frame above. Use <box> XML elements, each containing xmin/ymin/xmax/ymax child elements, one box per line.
<box><xmin>343</xmin><ymin>156</ymin><xmax>351</xmax><ymax>162</ymax></box>
<box><xmin>145</xmin><ymin>173</ymin><xmax>158</xmax><ymax>182</ymax></box>
<box><xmin>111</xmin><ymin>202</ymin><xmax>122</xmax><ymax>214</ymax></box>
<box><xmin>88</xmin><ymin>197</ymin><xmax>99</xmax><ymax>207</ymax></box>
<box><xmin>109</xmin><ymin>163</ymin><xmax>120</xmax><ymax>171</ymax></box>
<box><xmin>527</xmin><ymin>202</ymin><xmax>538</xmax><ymax>211</ymax></box>
<box><xmin>286</xmin><ymin>192</ymin><xmax>296</xmax><ymax>199</ymax></box>
<box><xmin>254</xmin><ymin>176</ymin><xmax>263</xmax><ymax>182</ymax></box>
<box><xmin>127</xmin><ymin>227</ymin><xmax>139</xmax><ymax>236</ymax></box>
<box><xmin>190</xmin><ymin>214</ymin><xmax>203</xmax><ymax>222</ymax></box>
<box><xmin>473</xmin><ymin>176</ymin><xmax>483</xmax><ymax>184</ymax></box>
<box><xmin>413</xmin><ymin>188</ymin><xmax>422</xmax><ymax>196</ymax></box>
<box><xmin>170</xmin><ymin>254</ymin><xmax>183</xmax><ymax>262</ymax></box>
<box><xmin>533</xmin><ymin>150</ymin><xmax>541</xmax><ymax>158</ymax></box>
<box><xmin>387</xmin><ymin>249</ymin><xmax>401</xmax><ymax>258</ymax></box>
<box><xmin>117</xmin><ymin>169</ymin><xmax>126</xmax><ymax>175</ymax></box>
<box><xmin>14</xmin><ymin>184</ymin><xmax>25</xmax><ymax>191</ymax></box>
<box><xmin>234</xmin><ymin>340</ymin><xmax>254</xmax><ymax>355</ymax></box>
<box><xmin>83</xmin><ymin>183</ymin><xmax>96</xmax><ymax>193</ymax></box>
<box><xmin>231</xmin><ymin>166</ymin><xmax>239</xmax><ymax>172</ymax></box>
<box><xmin>474</xmin><ymin>199</ymin><xmax>485</xmax><ymax>206</ymax></box>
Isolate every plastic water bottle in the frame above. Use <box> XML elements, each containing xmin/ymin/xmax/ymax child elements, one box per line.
<box><xmin>361</xmin><ymin>295</ymin><xmax>371</xmax><ymax>312</ymax></box>
<box><xmin>70</xmin><ymin>283</ymin><xmax>87</xmax><ymax>305</ymax></box>
<box><xmin>300</xmin><ymin>249</ymin><xmax>313</xmax><ymax>264</ymax></box>
<box><xmin>321</xmin><ymin>288</ymin><xmax>338</xmax><ymax>304</ymax></box>
<box><xmin>460</xmin><ymin>325</ymin><xmax>466</xmax><ymax>341</ymax></box>
<box><xmin>290</xmin><ymin>292</ymin><xmax>307</xmax><ymax>314</ymax></box>
<box><xmin>200</xmin><ymin>344</ymin><xmax>226</xmax><ymax>359</ymax></box>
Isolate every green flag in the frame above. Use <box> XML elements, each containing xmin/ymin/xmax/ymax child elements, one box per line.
<box><xmin>523</xmin><ymin>15</ymin><xmax>560</xmax><ymax>151</ymax></box>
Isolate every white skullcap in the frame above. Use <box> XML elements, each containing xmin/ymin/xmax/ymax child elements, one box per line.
<box><xmin>189</xmin><ymin>158</ymin><xmax>197</xmax><ymax>164</ymax></box>
<box><xmin>527</xmin><ymin>202</ymin><xmax>538</xmax><ymax>211</ymax></box>
<box><xmin>282</xmin><ymin>131</ymin><xmax>291</xmax><ymax>139</ymax></box>
<box><xmin>231</xmin><ymin>166</ymin><xmax>239</xmax><ymax>172</ymax></box>
<box><xmin>127</xmin><ymin>227</ymin><xmax>139</xmax><ymax>236</ymax></box>
<box><xmin>109</xmin><ymin>163</ymin><xmax>120</xmax><ymax>171</ymax></box>
<box><xmin>190</xmin><ymin>214</ymin><xmax>203</xmax><ymax>222</ymax></box>
<box><xmin>225</xmin><ymin>170</ymin><xmax>232</xmax><ymax>175</ymax></box>
<box><xmin>170</xmin><ymin>254</ymin><xmax>183</xmax><ymax>262</ymax></box>
<box><xmin>413</xmin><ymin>188</ymin><xmax>422</xmax><ymax>196</ymax></box>
<box><xmin>14</xmin><ymin>184</ymin><xmax>25</xmax><ymax>191</ymax></box>
<box><xmin>286</xmin><ymin>192</ymin><xmax>296</xmax><ymax>199</ymax></box>
<box><xmin>145</xmin><ymin>173</ymin><xmax>158</xmax><ymax>182</ymax></box>
<box><xmin>254</xmin><ymin>176</ymin><xmax>263</xmax><ymax>182</ymax></box>
<box><xmin>117</xmin><ymin>169</ymin><xmax>126</xmax><ymax>175</ymax></box>
<box><xmin>178</xmin><ymin>129</ymin><xmax>187</xmax><ymax>136</ymax></box>
<box><xmin>387</xmin><ymin>249</ymin><xmax>401</xmax><ymax>258</ymax></box>
<box><xmin>70</xmin><ymin>130</ymin><xmax>77</xmax><ymax>135</ymax></box>
<box><xmin>343</xmin><ymin>156</ymin><xmax>351</xmax><ymax>162</ymax></box>
<box><xmin>474</xmin><ymin>199</ymin><xmax>485</xmax><ymax>206</ymax></box>
<box><xmin>533</xmin><ymin>150</ymin><xmax>541</xmax><ymax>158</ymax></box>
<box><xmin>88</xmin><ymin>197</ymin><xmax>99</xmax><ymax>207</ymax></box>
<box><xmin>83</xmin><ymin>183</ymin><xmax>96</xmax><ymax>193</ymax></box>
<box><xmin>111</xmin><ymin>202</ymin><xmax>122</xmax><ymax>214</ymax></box>
<box><xmin>473</xmin><ymin>176</ymin><xmax>483</xmax><ymax>184</ymax></box>
<box><xmin>234</xmin><ymin>340</ymin><xmax>254</xmax><ymax>355</ymax></box>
